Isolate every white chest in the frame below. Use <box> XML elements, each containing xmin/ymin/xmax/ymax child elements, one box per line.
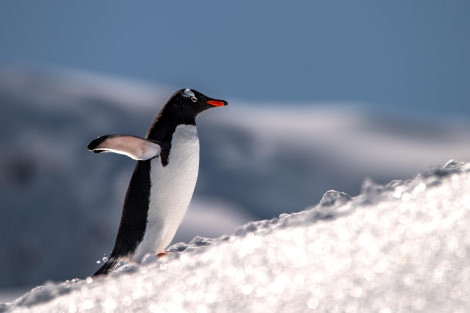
<box><xmin>132</xmin><ymin>125</ymin><xmax>200</xmax><ymax>261</ymax></box>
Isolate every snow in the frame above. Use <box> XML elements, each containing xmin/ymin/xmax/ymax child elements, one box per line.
<box><xmin>1</xmin><ymin>66</ymin><xmax>470</xmax><ymax>291</ymax></box>
<box><xmin>1</xmin><ymin>160</ymin><xmax>469</xmax><ymax>312</ymax></box>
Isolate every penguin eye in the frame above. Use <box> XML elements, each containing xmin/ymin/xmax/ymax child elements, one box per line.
<box><xmin>190</xmin><ymin>96</ymin><xmax>197</xmax><ymax>102</ymax></box>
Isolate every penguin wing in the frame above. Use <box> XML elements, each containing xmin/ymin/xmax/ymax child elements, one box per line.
<box><xmin>88</xmin><ymin>135</ymin><xmax>161</xmax><ymax>160</ymax></box>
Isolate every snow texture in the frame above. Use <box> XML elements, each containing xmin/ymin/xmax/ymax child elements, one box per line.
<box><xmin>1</xmin><ymin>66</ymin><xmax>470</xmax><ymax>289</ymax></box>
<box><xmin>1</xmin><ymin>161</ymin><xmax>469</xmax><ymax>312</ymax></box>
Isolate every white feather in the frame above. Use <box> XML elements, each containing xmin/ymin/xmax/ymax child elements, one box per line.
<box><xmin>183</xmin><ymin>88</ymin><xmax>196</xmax><ymax>98</ymax></box>
<box><xmin>132</xmin><ymin>125</ymin><xmax>200</xmax><ymax>261</ymax></box>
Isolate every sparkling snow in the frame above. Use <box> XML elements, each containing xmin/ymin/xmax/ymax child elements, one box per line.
<box><xmin>2</xmin><ymin>161</ymin><xmax>469</xmax><ymax>313</ymax></box>
<box><xmin>1</xmin><ymin>67</ymin><xmax>470</xmax><ymax>288</ymax></box>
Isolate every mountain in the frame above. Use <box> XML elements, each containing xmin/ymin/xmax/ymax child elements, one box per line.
<box><xmin>0</xmin><ymin>66</ymin><xmax>469</xmax><ymax>288</ymax></box>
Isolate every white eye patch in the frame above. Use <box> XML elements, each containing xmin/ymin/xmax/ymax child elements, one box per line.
<box><xmin>183</xmin><ymin>89</ymin><xmax>196</xmax><ymax>98</ymax></box>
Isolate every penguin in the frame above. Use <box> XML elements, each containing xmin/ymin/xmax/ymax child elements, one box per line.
<box><xmin>88</xmin><ymin>88</ymin><xmax>227</xmax><ymax>276</ymax></box>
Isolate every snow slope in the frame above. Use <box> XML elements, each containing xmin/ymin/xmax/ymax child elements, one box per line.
<box><xmin>1</xmin><ymin>66</ymin><xmax>470</xmax><ymax>288</ymax></box>
<box><xmin>1</xmin><ymin>161</ymin><xmax>469</xmax><ymax>312</ymax></box>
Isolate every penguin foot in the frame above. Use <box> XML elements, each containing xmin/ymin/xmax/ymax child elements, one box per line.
<box><xmin>156</xmin><ymin>251</ymin><xmax>169</xmax><ymax>258</ymax></box>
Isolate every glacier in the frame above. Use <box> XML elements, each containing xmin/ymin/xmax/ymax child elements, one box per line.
<box><xmin>1</xmin><ymin>160</ymin><xmax>469</xmax><ymax>313</ymax></box>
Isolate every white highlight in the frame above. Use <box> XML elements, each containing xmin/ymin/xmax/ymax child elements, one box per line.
<box><xmin>132</xmin><ymin>125</ymin><xmax>200</xmax><ymax>262</ymax></box>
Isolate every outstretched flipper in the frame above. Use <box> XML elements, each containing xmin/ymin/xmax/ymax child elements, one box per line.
<box><xmin>88</xmin><ymin>135</ymin><xmax>161</xmax><ymax>160</ymax></box>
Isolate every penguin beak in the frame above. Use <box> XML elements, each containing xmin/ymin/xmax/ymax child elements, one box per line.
<box><xmin>206</xmin><ymin>99</ymin><xmax>228</xmax><ymax>107</ymax></box>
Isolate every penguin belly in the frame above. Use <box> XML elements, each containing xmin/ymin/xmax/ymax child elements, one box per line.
<box><xmin>131</xmin><ymin>125</ymin><xmax>200</xmax><ymax>262</ymax></box>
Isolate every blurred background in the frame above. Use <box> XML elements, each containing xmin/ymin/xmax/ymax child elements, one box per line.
<box><xmin>0</xmin><ymin>1</ymin><xmax>469</xmax><ymax>291</ymax></box>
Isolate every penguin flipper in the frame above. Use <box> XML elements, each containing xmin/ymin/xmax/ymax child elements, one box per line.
<box><xmin>88</xmin><ymin>135</ymin><xmax>161</xmax><ymax>160</ymax></box>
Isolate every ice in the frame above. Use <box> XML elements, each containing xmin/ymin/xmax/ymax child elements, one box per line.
<box><xmin>1</xmin><ymin>161</ymin><xmax>469</xmax><ymax>312</ymax></box>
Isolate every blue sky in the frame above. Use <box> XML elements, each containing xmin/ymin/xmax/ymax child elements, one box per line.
<box><xmin>1</xmin><ymin>1</ymin><xmax>469</xmax><ymax>114</ymax></box>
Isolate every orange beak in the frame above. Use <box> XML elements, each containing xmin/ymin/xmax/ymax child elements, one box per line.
<box><xmin>206</xmin><ymin>99</ymin><xmax>228</xmax><ymax>107</ymax></box>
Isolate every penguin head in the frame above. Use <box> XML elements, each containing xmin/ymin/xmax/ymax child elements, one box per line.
<box><xmin>146</xmin><ymin>89</ymin><xmax>228</xmax><ymax>140</ymax></box>
<box><xmin>166</xmin><ymin>89</ymin><xmax>228</xmax><ymax>119</ymax></box>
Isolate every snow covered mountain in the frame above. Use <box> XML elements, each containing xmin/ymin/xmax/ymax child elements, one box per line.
<box><xmin>0</xmin><ymin>66</ymin><xmax>469</xmax><ymax>289</ymax></box>
<box><xmin>1</xmin><ymin>161</ymin><xmax>469</xmax><ymax>312</ymax></box>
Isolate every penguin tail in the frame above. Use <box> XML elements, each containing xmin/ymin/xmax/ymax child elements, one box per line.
<box><xmin>92</xmin><ymin>256</ymin><xmax>120</xmax><ymax>277</ymax></box>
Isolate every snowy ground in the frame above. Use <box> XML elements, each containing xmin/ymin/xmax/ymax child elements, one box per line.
<box><xmin>1</xmin><ymin>66</ymin><xmax>470</xmax><ymax>289</ymax></box>
<box><xmin>1</xmin><ymin>161</ymin><xmax>469</xmax><ymax>312</ymax></box>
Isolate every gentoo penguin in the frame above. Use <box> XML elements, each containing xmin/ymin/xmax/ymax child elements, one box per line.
<box><xmin>88</xmin><ymin>88</ymin><xmax>227</xmax><ymax>276</ymax></box>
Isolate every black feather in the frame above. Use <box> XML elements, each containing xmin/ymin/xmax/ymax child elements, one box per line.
<box><xmin>87</xmin><ymin>136</ymin><xmax>109</xmax><ymax>151</ymax></box>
